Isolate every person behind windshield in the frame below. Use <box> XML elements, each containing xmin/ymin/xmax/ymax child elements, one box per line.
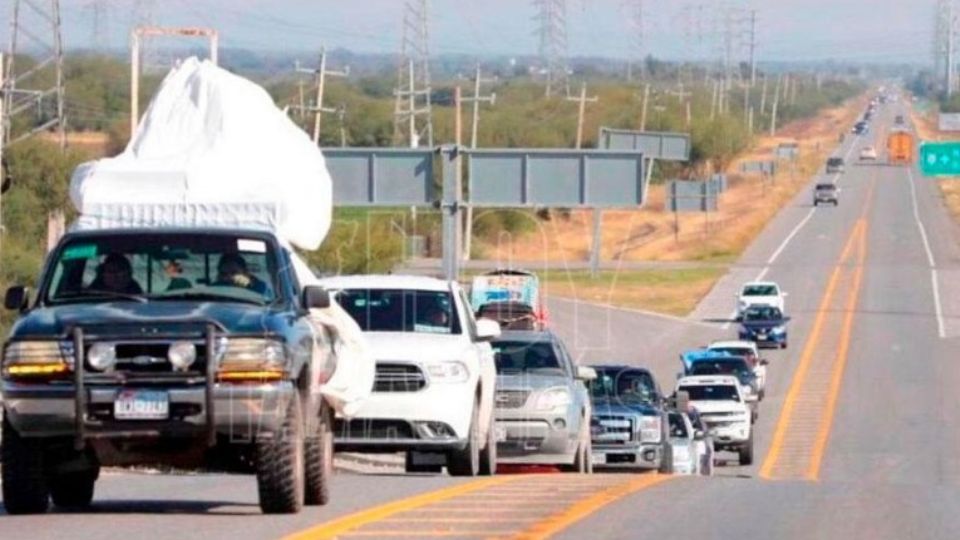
<box><xmin>215</xmin><ymin>253</ymin><xmax>268</xmax><ymax>295</ymax></box>
<box><xmin>89</xmin><ymin>253</ymin><xmax>142</xmax><ymax>295</ymax></box>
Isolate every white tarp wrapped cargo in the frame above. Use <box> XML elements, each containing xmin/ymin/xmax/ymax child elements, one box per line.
<box><xmin>66</xmin><ymin>57</ymin><xmax>373</xmax><ymax>416</ymax></box>
<box><xmin>69</xmin><ymin>57</ymin><xmax>331</xmax><ymax>250</ymax></box>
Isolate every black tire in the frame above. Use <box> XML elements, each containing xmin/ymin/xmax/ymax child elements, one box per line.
<box><xmin>303</xmin><ymin>401</ymin><xmax>333</xmax><ymax>506</ymax></box>
<box><xmin>478</xmin><ymin>415</ymin><xmax>498</xmax><ymax>476</ymax></box>
<box><xmin>658</xmin><ymin>443</ymin><xmax>673</xmax><ymax>474</ymax></box>
<box><xmin>447</xmin><ymin>401</ymin><xmax>480</xmax><ymax>477</ymax></box>
<box><xmin>1</xmin><ymin>415</ymin><xmax>50</xmax><ymax>514</ymax></box>
<box><xmin>565</xmin><ymin>414</ymin><xmax>593</xmax><ymax>474</ymax></box>
<box><xmin>50</xmin><ymin>470</ymin><xmax>97</xmax><ymax>509</ymax></box>
<box><xmin>813</xmin><ymin>201</ymin><xmax>818</xmax><ymax>207</ymax></box>
<box><xmin>738</xmin><ymin>436</ymin><xmax>754</xmax><ymax>466</ymax></box>
<box><xmin>256</xmin><ymin>397</ymin><xmax>305</xmax><ymax>514</ymax></box>
<box><xmin>404</xmin><ymin>452</ymin><xmax>443</xmax><ymax>474</ymax></box>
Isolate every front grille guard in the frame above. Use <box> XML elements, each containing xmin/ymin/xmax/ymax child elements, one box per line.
<box><xmin>71</xmin><ymin>320</ymin><xmax>224</xmax><ymax>451</ymax></box>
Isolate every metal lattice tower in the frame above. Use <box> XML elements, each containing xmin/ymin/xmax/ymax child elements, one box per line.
<box><xmin>533</xmin><ymin>0</ymin><xmax>569</xmax><ymax>98</ymax></box>
<box><xmin>393</xmin><ymin>0</ymin><xmax>433</xmax><ymax>148</ymax></box>
<box><xmin>86</xmin><ymin>0</ymin><xmax>109</xmax><ymax>50</ymax></box>
<box><xmin>625</xmin><ymin>0</ymin><xmax>644</xmax><ymax>82</ymax></box>
<box><xmin>3</xmin><ymin>0</ymin><xmax>66</xmax><ymax>148</ymax></box>
<box><xmin>934</xmin><ymin>0</ymin><xmax>956</xmax><ymax>96</ymax></box>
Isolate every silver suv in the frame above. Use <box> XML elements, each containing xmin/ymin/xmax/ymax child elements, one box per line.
<box><xmin>814</xmin><ymin>183</ymin><xmax>838</xmax><ymax>206</ymax></box>
<box><xmin>492</xmin><ymin>331</ymin><xmax>596</xmax><ymax>472</ymax></box>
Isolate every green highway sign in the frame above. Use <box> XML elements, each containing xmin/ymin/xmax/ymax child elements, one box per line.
<box><xmin>920</xmin><ymin>141</ymin><xmax>960</xmax><ymax>176</ymax></box>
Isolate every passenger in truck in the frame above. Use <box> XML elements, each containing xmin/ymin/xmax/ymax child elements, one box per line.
<box><xmin>89</xmin><ymin>253</ymin><xmax>143</xmax><ymax>295</ymax></box>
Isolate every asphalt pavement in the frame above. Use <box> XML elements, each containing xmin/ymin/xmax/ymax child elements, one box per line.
<box><xmin>3</xmin><ymin>96</ymin><xmax>958</xmax><ymax>540</ymax></box>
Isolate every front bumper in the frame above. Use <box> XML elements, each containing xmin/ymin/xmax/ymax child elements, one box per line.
<box><xmin>739</xmin><ymin>329</ymin><xmax>787</xmax><ymax>347</ymax></box>
<box><xmin>703</xmin><ymin>421</ymin><xmax>750</xmax><ymax>449</ymax></box>
<box><xmin>2</xmin><ymin>381</ymin><xmax>296</xmax><ymax>441</ymax></box>
<box><xmin>334</xmin><ymin>381</ymin><xmax>476</xmax><ymax>452</ymax></box>
<box><xmin>494</xmin><ymin>408</ymin><xmax>579</xmax><ymax>465</ymax></box>
<box><xmin>591</xmin><ymin>442</ymin><xmax>663</xmax><ymax>469</ymax></box>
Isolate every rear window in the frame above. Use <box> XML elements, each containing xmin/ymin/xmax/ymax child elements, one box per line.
<box><xmin>679</xmin><ymin>385</ymin><xmax>740</xmax><ymax>401</ymax></box>
<box><xmin>492</xmin><ymin>340</ymin><xmax>563</xmax><ymax>374</ymax></box>
<box><xmin>816</xmin><ymin>184</ymin><xmax>836</xmax><ymax>190</ymax></box>
<box><xmin>827</xmin><ymin>158</ymin><xmax>843</xmax><ymax>166</ymax></box>
<box><xmin>742</xmin><ymin>285</ymin><xmax>778</xmax><ymax>296</ymax></box>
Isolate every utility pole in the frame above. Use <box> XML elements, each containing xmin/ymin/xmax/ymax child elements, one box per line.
<box><xmin>949</xmin><ymin>0</ymin><xmax>956</xmax><ymax>97</ymax></box>
<box><xmin>337</xmin><ymin>106</ymin><xmax>348</xmax><ymax>147</ymax></box>
<box><xmin>759</xmin><ymin>74</ymin><xmax>767</xmax><ymax>114</ymax></box>
<box><xmin>293</xmin><ymin>48</ymin><xmax>349</xmax><ymax>144</ymax></box>
<box><xmin>462</xmin><ymin>65</ymin><xmax>496</xmax><ymax>261</ymax></box>
<box><xmin>770</xmin><ymin>74</ymin><xmax>781</xmax><ymax>136</ymax></box>
<box><xmin>533</xmin><ymin>0</ymin><xmax>569</xmax><ymax>98</ymax></box>
<box><xmin>393</xmin><ymin>0</ymin><xmax>433</xmax><ymax>147</ymax></box>
<box><xmin>5</xmin><ymin>0</ymin><xmax>66</xmax><ymax>150</ymax></box>
<box><xmin>639</xmin><ymin>83</ymin><xmax>651</xmax><ymax>130</ymax></box>
<box><xmin>748</xmin><ymin>9</ymin><xmax>758</xmax><ymax>87</ymax></box>
<box><xmin>626</xmin><ymin>0</ymin><xmax>644</xmax><ymax>82</ymax></box>
<box><xmin>566</xmin><ymin>82</ymin><xmax>598</xmax><ymax>149</ymax></box>
<box><xmin>87</xmin><ymin>0</ymin><xmax>109</xmax><ymax>50</ymax></box>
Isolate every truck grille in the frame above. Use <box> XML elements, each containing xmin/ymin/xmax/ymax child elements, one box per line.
<box><xmin>83</xmin><ymin>341</ymin><xmax>208</xmax><ymax>383</ymax></box>
<box><xmin>495</xmin><ymin>389</ymin><xmax>530</xmax><ymax>409</ymax></box>
<box><xmin>373</xmin><ymin>362</ymin><xmax>426</xmax><ymax>392</ymax></box>
<box><xmin>591</xmin><ymin>415</ymin><xmax>635</xmax><ymax>446</ymax></box>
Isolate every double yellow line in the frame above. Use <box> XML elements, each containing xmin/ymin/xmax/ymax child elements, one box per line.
<box><xmin>760</xmin><ymin>182</ymin><xmax>873</xmax><ymax>481</ymax></box>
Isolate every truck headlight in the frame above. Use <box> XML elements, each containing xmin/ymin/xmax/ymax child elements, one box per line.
<box><xmin>167</xmin><ymin>341</ymin><xmax>197</xmax><ymax>371</ymax></box>
<box><xmin>216</xmin><ymin>338</ymin><xmax>286</xmax><ymax>382</ymax></box>
<box><xmin>88</xmin><ymin>343</ymin><xmax>117</xmax><ymax>372</ymax></box>
<box><xmin>773</xmin><ymin>325</ymin><xmax>786</xmax><ymax>333</ymax></box>
<box><xmin>2</xmin><ymin>340</ymin><xmax>73</xmax><ymax>380</ymax></box>
<box><xmin>427</xmin><ymin>361</ymin><xmax>470</xmax><ymax>383</ymax></box>
<box><xmin>639</xmin><ymin>415</ymin><xmax>662</xmax><ymax>443</ymax></box>
<box><xmin>535</xmin><ymin>387</ymin><xmax>571</xmax><ymax>411</ymax></box>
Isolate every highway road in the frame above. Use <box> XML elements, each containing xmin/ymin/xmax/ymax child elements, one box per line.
<box><xmin>3</xmin><ymin>96</ymin><xmax>959</xmax><ymax>539</ymax></box>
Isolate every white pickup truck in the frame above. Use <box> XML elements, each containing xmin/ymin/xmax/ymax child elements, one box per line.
<box><xmin>318</xmin><ymin>275</ymin><xmax>500</xmax><ymax>476</ymax></box>
<box><xmin>676</xmin><ymin>375</ymin><xmax>754</xmax><ymax>465</ymax></box>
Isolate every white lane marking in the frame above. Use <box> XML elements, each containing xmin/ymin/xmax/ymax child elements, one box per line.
<box><xmin>906</xmin><ymin>168</ymin><xmax>945</xmax><ymax>338</ymax></box>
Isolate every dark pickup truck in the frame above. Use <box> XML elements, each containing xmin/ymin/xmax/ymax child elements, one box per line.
<box><xmin>1</xmin><ymin>228</ymin><xmax>337</xmax><ymax>514</ymax></box>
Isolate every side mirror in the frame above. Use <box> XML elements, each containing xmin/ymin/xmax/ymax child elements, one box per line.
<box><xmin>694</xmin><ymin>429</ymin><xmax>705</xmax><ymax>440</ymax></box>
<box><xmin>576</xmin><ymin>366</ymin><xmax>598</xmax><ymax>382</ymax></box>
<box><xmin>4</xmin><ymin>286</ymin><xmax>28</xmax><ymax>312</ymax></box>
<box><xmin>760</xmin><ymin>359</ymin><xmax>770</xmax><ymax>366</ymax></box>
<box><xmin>475</xmin><ymin>318</ymin><xmax>501</xmax><ymax>341</ymax></box>
<box><xmin>302</xmin><ymin>285</ymin><xmax>331</xmax><ymax>310</ymax></box>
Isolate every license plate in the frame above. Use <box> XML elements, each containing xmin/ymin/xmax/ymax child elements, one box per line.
<box><xmin>592</xmin><ymin>453</ymin><xmax>607</xmax><ymax>465</ymax></box>
<box><xmin>495</xmin><ymin>425</ymin><xmax>508</xmax><ymax>443</ymax></box>
<box><xmin>114</xmin><ymin>389</ymin><xmax>169</xmax><ymax>420</ymax></box>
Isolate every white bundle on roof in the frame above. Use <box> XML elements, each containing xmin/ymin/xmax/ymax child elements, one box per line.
<box><xmin>70</xmin><ymin>57</ymin><xmax>332</xmax><ymax>250</ymax></box>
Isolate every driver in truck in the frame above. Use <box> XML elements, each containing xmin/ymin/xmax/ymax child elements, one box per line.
<box><xmin>89</xmin><ymin>253</ymin><xmax>142</xmax><ymax>294</ymax></box>
<box><xmin>216</xmin><ymin>253</ymin><xmax>268</xmax><ymax>295</ymax></box>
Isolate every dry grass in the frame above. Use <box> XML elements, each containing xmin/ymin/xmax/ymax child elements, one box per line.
<box><xmin>540</xmin><ymin>268</ymin><xmax>728</xmax><ymax>317</ymax></box>
<box><xmin>480</xmin><ymin>94</ymin><xmax>869</xmax><ymax>265</ymax></box>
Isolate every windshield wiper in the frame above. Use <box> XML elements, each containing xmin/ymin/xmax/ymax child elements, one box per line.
<box><xmin>57</xmin><ymin>290</ymin><xmax>148</xmax><ymax>304</ymax></box>
<box><xmin>157</xmin><ymin>290</ymin><xmax>266</xmax><ymax>306</ymax></box>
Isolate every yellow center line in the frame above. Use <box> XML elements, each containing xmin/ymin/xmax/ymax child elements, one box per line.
<box><xmin>758</xmin><ymin>219</ymin><xmax>864</xmax><ymax>479</ymax></box>
<box><xmin>806</xmin><ymin>219</ymin><xmax>869</xmax><ymax>480</ymax></box>
<box><xmin>283</xmin><ymin>476</ymin><xmax>520</xmax><ymax>540</ymax></box>
<box><xmin>508</xmin><ymin>474</ymin><xmax>674</xmax><ymax>540</ymax></box>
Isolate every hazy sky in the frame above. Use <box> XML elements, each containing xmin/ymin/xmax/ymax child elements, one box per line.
<box><xmin>3</xmin><ymin>1</ymin><xmax>939</xmax><ymax>63</ymax></box>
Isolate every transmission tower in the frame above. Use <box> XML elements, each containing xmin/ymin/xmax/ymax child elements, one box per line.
<box><xmin>393</xmin><ymin>0</ymin><xmax>433</xmax><ymax>148</ymax></box>
<box><xmin>533</xmin><ymin>0</ymin><xmax>569</xmax><ymax>98</ymax></box>
<box><xmin>625</xmin><ymin>0</ymin><xmax>645</xmax><ymax>82</ymax></box>
<box><xmin>935</xmin><ymin>0</ymin><xmax>956</xmax><ymax>96</ymax></box>
<box><xmin>86</xmin><ymin>0</ymin><xmax>109</xmax><ymax>51</ymax></box>
<box><xmin>3</xmin><ymin>0</ymin><xmax>66</xmax><ymax>149</ymax></box>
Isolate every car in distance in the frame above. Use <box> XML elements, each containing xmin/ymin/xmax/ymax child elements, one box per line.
<box><xmin>814</xmin><ymin>183</ymin><xmax>839</xmax><ymax>206</ymax></box>
<box><xmin>852</xmin><ymin>121</ymin><xmax>869</xmax><ymax>135</ymax></box>
<box><xmin>319</xmin><ymin>274</ymin><xmax>501</xmax><ymax>477</ymax></box>
<box><xmin>739</xmin><ymin>305</ymin><xmax>790</xmax><ymax>349</ymax></box>
<box><xmin>859</xmin><ymin>145</ymin><xmax>878</xmax><ymax>161</ymax></box>
<box><xmin>470</xmin><ymin>269</ymin><xmax>546</xmax><ymax>331</ymax></box>
<box><xmin>492</xmin><ymin>331</ymin><xmax>595</xmax><ymax>472</ymax></box>
<box><xmin>588</xmin><ymin>365</ymin><xmax>669</xmax><ymax>471</ymax></box>
<box><xmin>825</xmin><ymin>156</ymin><xmax>845</xmax><ymax>174</ymax></box>
<box><xmin>736</xmin><ymin>281</ymin><xmax>786</xmax><ymax>317</ymax></box>
<box><xmin>676</xmin><ymin>375</ymin><xmax>754</xmax><ymax>466</ymax></box>
<box><xmin>1</xmin><ymin>228</ymin><xmax>342</xmax><ymax>514</ymax></box>
<box><xmin>706</xmin><ymin>340</ymin><xmax>768</xmax><ymax>400</ymax></box>
<box><xmin>680</xmin><ymin>350</ymin><xmax>761</xmax><ymax>411</ymax></box>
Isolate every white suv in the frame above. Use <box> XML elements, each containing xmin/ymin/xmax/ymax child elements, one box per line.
<box><xmin>676</xmin><ymin>375</ymin><xmax>754</xmax><ymax>465</ymax></box>
<box><xmin>736</xmin><ymin>281</ymin><xmax>785</xmax><ymax>317</ymax></box>
<box><xmin>319</xmin><ymin>275</ymin><xmax>500</xmax><ymax>476</ymax></box>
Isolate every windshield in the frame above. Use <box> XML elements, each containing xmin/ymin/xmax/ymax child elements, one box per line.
<box><xmin>710</xmin><ymin>347</ymin><xmax>755</xmax><ymax>359</ymax></box>
<box><xmin>689</xmin><ymin>360</ymin><xmax>751</xmax><ymax>378</ymax></box>
<box><xmin>742</xmin><ymin>285</ymin><xmax>778</xmax><ymax>296</ymax></box>
<box><xmin>338</xmin><ymin>289</ymin><xmax>462</xmax><ymax>335</ymax></box>
<box><xmin>493</xmin><ymin>340</ymin><xmax>563</xmax><ymax>374</ymax></box>
<box><xmin>590</xmin><ymin>368</ymin><xmax>658</xmax><ymax>403</ymax></box>
<box><xmin>679</xmin><ymin>384</ymin><xmax>740</xmax><ymax>402</ymax></box>
<box><xmin>744</xmin><ymin>306</ymin><xmax>784</xmax><ymax>321</ymax></box>
<box><xmin>827</xmin><ymin>158</ymin><xmax>843</xmax><ymax>166</ymax></box>
<box><xmin>816</xmin><ymin>184</ymin><xmax>836</xmax><ymax>191</ymax></box>
<box><xmin>45</xmin><ymin>233</ymin><xmax>279</xmax><ymax>305</ymax></box>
